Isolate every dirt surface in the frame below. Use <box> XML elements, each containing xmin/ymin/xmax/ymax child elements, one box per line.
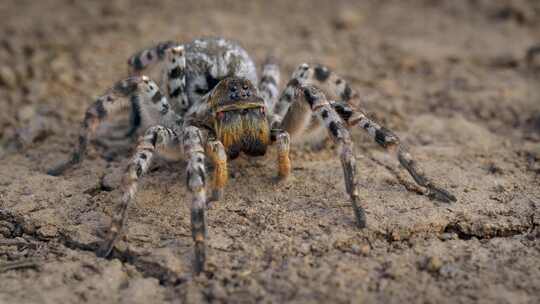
<box><xmin>1</xmin><ymin>0</ymin><xmax>540</xmax><ymax>303</ymax></box>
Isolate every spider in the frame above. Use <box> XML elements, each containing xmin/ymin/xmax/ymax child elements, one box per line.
<box><xmin>47</xmin><ymin>37</ymin><xmax>456</xmax><ymax>273</ymax></box>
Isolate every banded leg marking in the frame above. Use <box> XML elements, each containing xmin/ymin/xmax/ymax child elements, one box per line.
<box><xmin>301</xmin><ymin>85</ymin><xmax>366</xmax><ymax>228</ymax></box>
<box><xmin>47</xmin><ymin>77</ymin><xmax>144</xmax><ymax>176</ymax></box>
<box><xmin>128</xmin><ymin>41</ymin><xmax>177</xmax><ymax>75</ymax></box>
<box><xmin>164</xmin><ymin>45</ymin><xmax>189</xmax><ymax>110</ymax></box>
<box><xmin>332</xmin><ymin>101</ymin><xmax>456</xmax><ymax>202</ymax></box>
<box><xmin>97</xmin><ymin>125</ymin><xmax>178</xmax><ymax>257</ymax></box>
<box><xmin>271</xmin><ymin>63</ymin><xmax>360</xmax><ymax>128</ymax></box>
<box><xmin>259</xmin><ymin>56</ymin><xmax>280</xmax><ymax>112</ymax></box>
<box><xmin>183</xmin><ymin>126</ymin><xmax>208</xmax><ymax>274</ymax></box>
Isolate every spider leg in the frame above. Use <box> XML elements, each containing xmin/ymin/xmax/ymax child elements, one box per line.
<box><xmin>127</xmin><ymin>41</ymin><xmax>177</xmax><ymax>75</ymax></box>
<box><xmin>277</xmin><ymin>63</ymin><xmax>456</xmax><ymax>203</ymax></box>
<box><xmin>271</xmin><ymin>129</ymin><xmax>291</xmax><ymax>179</ymax></box>
<box><xmin>284</xmin><ymin>85</ymin><xmax>366</xmax><ymax>228</ymax></box>
<box><xmin>269</xmin><ymin>63</ymin><xmax>360</xmax><ymax>146</ymax></box>
<box><xmin>331</xmin><ymin>101</ymin><xmax>456</xmax><ymax>202</ymax></box>
<box><xmin>96</xmin><ymin>125</ymin><xmax>178</xmax><ymax>257</ymax></box>
<box><xmin>206</xmin><ymin>139</ymin><xmax>227</xmax><ymax>202</ymax></box>
<box><xmin>270</xmin><ymin>63</ymin><xmax>360</xmax><ymax>128</ymax></box>
<box><xmin>47</xmin><ymin>77</ymin><xmax>145</xmax><ymax>176</ymax></box>
<box><xmin>183</xmin><ymin>125</ymin><xmax>208</xmax><ymax>274</ymax></box>
<box><xmin>259</xmin><ymin>56</ymin><xmax>280</xmax><ymax>111</ymax></box>
<box><xmin>162</xmin><ymin>45</ymin><xmax>190</xmax><ymax>112</ymax></box>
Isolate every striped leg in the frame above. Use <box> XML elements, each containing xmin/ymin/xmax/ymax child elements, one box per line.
<box><xmin>276</xmin><ymin>63</ymin><xmax>456</xmax><ymax>203</ymax></box>
<box><xmin>259</xmin><ymin>56</ymin><xmax>280</xmax><ymax>112</ymax></box>
<box><xmin>47</xmin><ymin>77</ymin><xmax>143</xmax><ymax>176</ymax></box>
<box><xmin>332</xmin><ymin>102</ymin><xmax>456</xmax><ymax>203</ymax></box>
<box><xmin>296</xmin><ymin>85</ymin><xmax>366</xmax><ymax>228</ymax></box>
<box><xmin>206</xmin><ymin>140</ymin><xmax>227</xmax><ymax>202</ymax></box>
<box><xmin>182</xmin><ymin>126</ymin><xmax>208</xmax><ymax>274</ymax></box>
<box><xmin>271</xmin><ymin>63</ymin><xmax>360</xmax><ymax>128</ymax></box>
<box><xmin>127</xmin><ymin>41</ymin><xmax>177</xmax><ymax>75</ymax></box>
<box><xmin>163</xmin><ymin>45</ymin><xmax>189</xmax><ymax>111</ymax></box>
<box><xmin>97</xmin><ymin>125</ymin><xmax>178</xmax><ymax>257</ymax></box>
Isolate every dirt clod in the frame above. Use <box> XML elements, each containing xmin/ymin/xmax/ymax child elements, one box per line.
<box><xmin>0</xmin><ymin>68</ymin><xmax>17</xmax><ymax>89</ymax></box>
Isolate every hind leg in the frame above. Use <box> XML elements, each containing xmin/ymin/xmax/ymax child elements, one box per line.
<box><xmin>270</xmin><ymin>63</ymin><xmax>360</xmax><ymax>148</ymax></box>
<box><xmin>127</xmin><ymin>41</ymin><xmax>177</xmax><ymax>75</ymax></box>
<box><xmin>259</xmin><ymin>56</ymin><xmax>280</xmax><ymax>112</ymax></box>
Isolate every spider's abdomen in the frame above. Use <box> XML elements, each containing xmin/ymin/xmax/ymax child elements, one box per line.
<box><xmin>184</xmin><ymin>38</ymin><xmax>257</xmax><ymax>108</ymax></box>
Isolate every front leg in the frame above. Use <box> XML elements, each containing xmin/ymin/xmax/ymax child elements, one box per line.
<box><xmin>183</xmin><ymin>126</ymin><xmax>208</xmax><ymax>274</ymax></box>
<box><xmin>97</xmin><ymin>125</ymin><xmax>179</xmax><ymax>257</ymax></box>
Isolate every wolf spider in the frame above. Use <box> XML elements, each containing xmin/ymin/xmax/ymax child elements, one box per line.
<box><xmin>48</xmin><ymin>37</ymin><xmax>456</xmax><ymax>273</ymax></box>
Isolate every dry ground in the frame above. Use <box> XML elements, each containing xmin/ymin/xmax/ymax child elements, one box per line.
<box><xmin>1</xmin><ymin>0</ymin><xmax>540</xmax><ymax>303</ymax></box>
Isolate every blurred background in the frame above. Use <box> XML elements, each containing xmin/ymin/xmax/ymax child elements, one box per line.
<box><xmin>1</xmin><ymin>0</ymin><xmax>539</xmax><ymax>146</ymax></box>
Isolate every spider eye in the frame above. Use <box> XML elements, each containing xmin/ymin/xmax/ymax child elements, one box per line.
<box><xmin>172</xmin><ymin>58</ymin><xmax>176</xmax><ymax>63</ymax></box>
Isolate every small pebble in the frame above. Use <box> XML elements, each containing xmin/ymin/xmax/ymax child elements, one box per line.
<box><xmin>37</xmin><ymin>224</ymin><xmax>58</xmax><ymax>239</ymax></box>
<box><xmin>352</xmin><ymin>244</ymin><xmax>370</xmax><ymax>255</ymax></box>
<box><xmin>439</xmin><ymin>264</ymin><xmax>458</xmax><ymax>278</ymax></box>
<box><xmin>440</xmin><ymin>232</ymin><xmax>458</xmax><ymax>241</ymax></box>
<box><xmin>299</xmin><ymin>242</ymin><xmax>311</xmax><ymax>254</ymax></box>
<box><xmin>425</xmin><ymin>256</ymin><xmax>443</xmax><ymax>273</ymax></box>
<box><xmin>0</xmin><ymin>66</ymin><xmax>17</xmax><ymax>88</ymax></box>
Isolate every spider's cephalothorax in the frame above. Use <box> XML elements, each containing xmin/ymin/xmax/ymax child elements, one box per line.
<box><xmin>48</xmin><ymin>37</ymin><xmax>456</xmax><ymax>274</ymax></box>
<box><xmin>209</xmin><ymin>77</ymin><xmax>270</xmax><ymax>159</ymax></box>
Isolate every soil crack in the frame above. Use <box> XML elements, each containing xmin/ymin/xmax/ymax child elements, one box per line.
<box><xmin>442</xmin><ymin>221</ymin><xmax>536</xmax><ymax>241</ymax></box>
<box><xmin>1</xmin><ymin>208</ymin><xmax>190</xmax><ymax>286</ymax></box>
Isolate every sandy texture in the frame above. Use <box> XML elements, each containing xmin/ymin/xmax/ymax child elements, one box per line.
<box><xmin>1</xmin><ymin>0</ymin><xmax>540</xmax><ymax>303</ymax></box>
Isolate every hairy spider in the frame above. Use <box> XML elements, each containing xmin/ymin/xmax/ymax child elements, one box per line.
<box><xmin>47</xmin><ymin>37</ymin><xmax>456</xmax><ymax>273</ymax></box>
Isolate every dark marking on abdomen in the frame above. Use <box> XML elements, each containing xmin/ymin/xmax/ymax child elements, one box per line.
<box><xmin>314</xmin><ymin>65</ymin><xmax>330</xmax><ymax>81</ymax></box>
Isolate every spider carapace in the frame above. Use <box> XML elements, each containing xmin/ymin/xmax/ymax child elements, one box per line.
<box><xmin>47</xmin><ymin>37</ymin><xmax>456</xmax><ymax>274</ymax></box>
